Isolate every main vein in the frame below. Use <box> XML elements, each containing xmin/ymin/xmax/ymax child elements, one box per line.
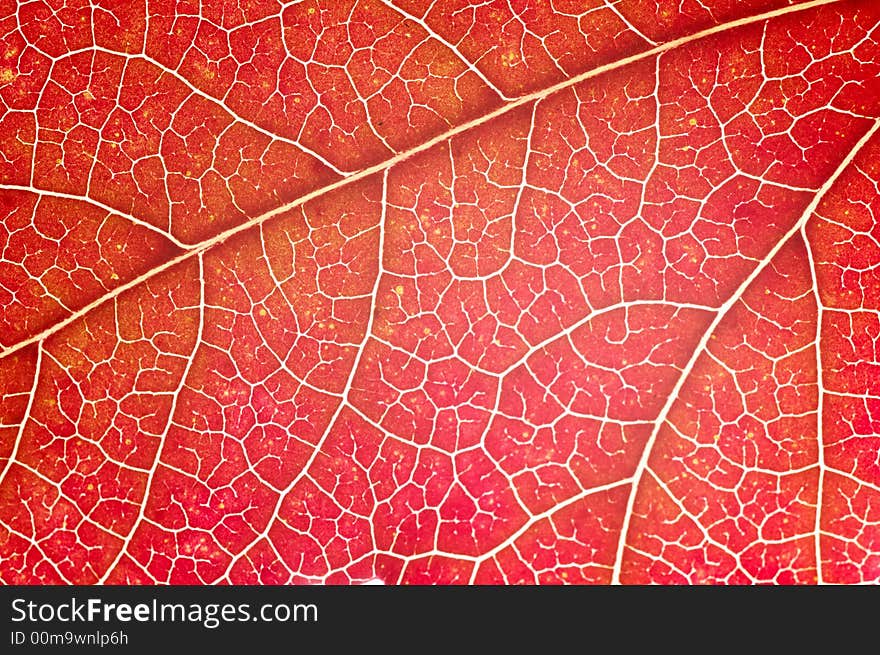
<box><xmin>0</xmin><ymin>0</ymin><xmax>843</xmax><ymax>360</ymax></box>
<box><xmin>609</xmin><ymin>117</ymin><xmax>880</xmax><ymax>584</ymax></box>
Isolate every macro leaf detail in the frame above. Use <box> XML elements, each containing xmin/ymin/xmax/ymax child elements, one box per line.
<box><xmin>1</xmin><ymin>0</ymin><xmax>879</xmax><ymax>584</ymax></box>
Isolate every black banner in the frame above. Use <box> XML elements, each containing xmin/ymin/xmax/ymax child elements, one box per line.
<box><xmin>0</xmin><ymin>585</ymin><xmax>868</xmax><ymax>651</ymax></box>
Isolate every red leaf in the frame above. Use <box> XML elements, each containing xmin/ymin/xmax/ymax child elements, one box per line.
<box><xmin>1</xmin><ymin>0</ymin><xmax>880</xmax><ymax>584</ymax></box>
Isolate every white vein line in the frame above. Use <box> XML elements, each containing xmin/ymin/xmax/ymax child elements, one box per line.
<box><xmin>610</xmin><ymin>117</ymin><xmax>880</xmax><ymax>585</ymax></box>
<box><xmin>11</xmin><ymin>462</ymin><xmax>129</xmax><ymax>541</ymax></box>
<box><xmin>467</xmin><ymin>477</ymin><xmax>633</xmax><ymax>583</ymax></box>
<box><xmin>647</xmin><ymin>470</ymin><xmax>753</xmax><ymax>581</ymax></box>
<box><xmin>96</xmin><ymin>254</ymin><xmax>206</xmax><ymax>584</ymax></box>
<box><xmin>378</xmin><ymin>0</ymin><xmax>510</xmax><ymax>100</ymax></box>
<box><xmin>825</xmin><ymin>466</ymin><xmax>880</xmax><ymax>497</ymax></box>
<box><xmin>218</xmin><ymin>168</ymin><xmax>390</xmax><ymax>582</ymax></box>
<box><xmin>53</xmin><ymin>45</ymin><xmax>348</xmax><ymax>177</ymax></box>
<box><xmin>0</xmin><ymin>516</ymin><xmax>72</xmax><ymax>584</ymax></box>
<box><xmin>0</xmin><ymin>185</ymin><xmax>187</xmax><ymax>248</ymax></box>
<box><xmin>0</xmin><ymin>346</ymin><xmax>42</xmax><ymax>489</ymax></box>
<box><xmin>0</xmin><ymin>0</ymin><xmax>844</xmax><ymax>362</ymax></box>
<box><xmin>803</xmin><ymin>221</ymin><xmax>828</xmax><ymax>584</ymax></box>
<box><xmin>606</xmin><ymin>0</ymin><xmax>658</xmax><ymax>47</ymax></box>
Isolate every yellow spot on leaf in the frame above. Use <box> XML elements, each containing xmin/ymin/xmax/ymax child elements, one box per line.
<box><xmin>394</xmin><ymin>285</ymin><xmax>405</xmax><ymax>296</ymax></box>
<box><xmin>500</xmin><ymin>52</ymin><xmax>519</xmax><ymax>67</ymax></box>
<box><xmin>0</xmin><ymin>68</ymin><xmax>16</xmax><ymax>84</ymax></box>
<box><xmin>688</xmin><ymin>118</ymin><xmax>698</xmax><ymax>126</ymax></box>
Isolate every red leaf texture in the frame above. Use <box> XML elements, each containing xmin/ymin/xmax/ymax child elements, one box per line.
<box><xmin>1</xmin><ymin>0</ymin><xmax>880</xmax><ymax>584</ymax></box>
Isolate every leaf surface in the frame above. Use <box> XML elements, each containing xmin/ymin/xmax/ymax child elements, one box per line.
<box><xmin>1</xmin><ymin>0</ymin><xmax>879</xmax><ymax>584</ymax></box>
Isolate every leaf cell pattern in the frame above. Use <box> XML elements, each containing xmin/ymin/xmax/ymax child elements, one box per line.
<box><xmin>1</xmin><ymin>0</ymin><xmax>880</xmax><ymax>584</ymax></box>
